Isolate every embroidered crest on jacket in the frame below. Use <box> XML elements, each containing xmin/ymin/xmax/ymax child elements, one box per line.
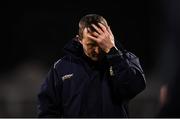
<box><xmin>62</xmin><ymin>73</ymin><xmax>74</xmax><ymax>81</ymax></box>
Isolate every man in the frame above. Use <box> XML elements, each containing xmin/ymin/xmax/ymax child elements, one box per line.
<box><xmin>37</xmin><ymin>14</ymin><xmax>146</xmax><ymax>117</ymax></box>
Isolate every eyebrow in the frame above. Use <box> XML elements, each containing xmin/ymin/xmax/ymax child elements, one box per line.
<box><xmin>86</xmin><ymin>42</ymin><xmax>96</xmax><ymax>45</ymax></box>
<box><xmin>86</xmin><ymin>41</ymin><xmax>98</xmax><ymax>46</ymax></box>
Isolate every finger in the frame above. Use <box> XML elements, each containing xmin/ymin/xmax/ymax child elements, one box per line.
<box><xmin>91</xmin><ymin>31</ymin><xmax>99</xmax><ymax>38</ymax></box>
<box><xmin>87</xmin><ymin>27</ymin><xmax>101</xmax><ymax>38</ymax></box>
<box><xmin>84</xmin><ymin>28</ymin><xmax>89</xmax><ymax>33</ymax></box>
<box><xmin>87</xmin><ymin>27</ymin><xmax>92</xmax><ymax>33</ymax></box>
<box><xmin>91</xmin><ymin>24</ymin><xmax>103</xmax><ymax>34</ymax></box>
<box><xmin>87</xmin><ymin>27</ymin><xmax>98</xmax><ymax>37</ymax></box>
<box><xmin>87</xmin><ymin>34</ymin><xmax>100</xmax><ymax>42</ymax></box>
<box><xmin>107</xmin><ymin>26</ymin><xmax>113</xmax><ymax>35</ymax></box>
<box><xmin>98</xmin><ymin>23</ymin><xmax>108</xmax><ymax>33</ymax></box>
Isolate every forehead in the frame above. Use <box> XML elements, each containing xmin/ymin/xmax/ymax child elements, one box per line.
<box><xmin>82</xmin><ymin>37</ymin><xmax>96</xmax><ymax>44</ymax></box>
<box><xmin>82</xmin><ymin>28</ymin><xmax>95</xmax><ymax>43</ymax></box>
<box><xmin>83</xmin><ymin>28</ymin><xmax>90</xmax><ymax>36</ymax></box>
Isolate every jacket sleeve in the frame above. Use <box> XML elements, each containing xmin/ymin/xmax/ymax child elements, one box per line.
<box><xmin>37</xmin><ymin>65</ymin><xmax>63</xmax><ymax>117</ymax></box>
<box><xmin>106</xmin><ymin>47</ymin><xmax>146</xmax><ymax>101</ymax></box>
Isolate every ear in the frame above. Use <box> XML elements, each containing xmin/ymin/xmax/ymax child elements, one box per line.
<box><xmin>76</xmin><ymin>35</ymin><xmax>82</xmax><ymax>44</ymax></box>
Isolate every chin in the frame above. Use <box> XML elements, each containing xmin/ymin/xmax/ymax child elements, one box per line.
<box><xmin>90</xmin><ymin>57</ymin><xmax>99</xmax><ymax>61</ymax></box>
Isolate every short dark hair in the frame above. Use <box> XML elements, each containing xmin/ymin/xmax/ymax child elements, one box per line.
<box><xmin>78</xmin><ymin>14</ymin><xmax>108</xmax><ymax>40</ymax></box>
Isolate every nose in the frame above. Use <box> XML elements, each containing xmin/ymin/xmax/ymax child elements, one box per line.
<box><xmin>94</xmin><ymin>46</ymin><xmax>100</xmax><ymax>54</ymax></box>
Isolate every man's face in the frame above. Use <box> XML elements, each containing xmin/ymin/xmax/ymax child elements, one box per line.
<box><xmin>79</xmin><ymin>28</ymin><xmax>103</xmax><ymax>61</ymax></box>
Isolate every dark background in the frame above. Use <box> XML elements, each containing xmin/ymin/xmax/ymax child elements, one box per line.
<box><xmin>1</xmin><ymin>0</ymin><xmax>180</xmax><ymax>117</ymax></box>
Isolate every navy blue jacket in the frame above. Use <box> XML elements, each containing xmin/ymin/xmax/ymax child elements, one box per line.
<box><xmin>37</xmin><ymin>39</ymin><xmax>146</xmax><ymax>117</ymax></box>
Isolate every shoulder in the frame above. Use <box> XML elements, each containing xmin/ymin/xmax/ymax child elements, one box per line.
<box><xmin>53</xmin><ymin>55</ymin><xmax>72</xmax><ymax>69</ymax></box>
<box><xmin>51</xmin><ymin>55</ymin><xmax>87</xmax><ymax>82</ymax></box>
<box><xmin>50</xmin><ymin>55</ymin><xmax>75</xmax><ymax>79</ymax></box>
<box><xmin>123</xmin><ymin>50</ymin><xmax>139</xmax><ymax>60</ymax></box>
<box><xmin>53</xmin><ymin>55</ymin><xmax>83</xmax><ymax>71</ymax></box>
<box><xmin>53</xmin><ymin>56</ymin><xmax>69</xmax><ymax>68</ymax></box>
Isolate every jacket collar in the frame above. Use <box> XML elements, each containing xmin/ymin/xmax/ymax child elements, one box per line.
<box><xmin>63</xmin><ymin>37</ymin><xmax>83</xmax><ymax>58</ymax></box>
<box><xmin>63</xmin><ymin>37</ymin><xmax>108</xmax><ymax>69</ymax></box>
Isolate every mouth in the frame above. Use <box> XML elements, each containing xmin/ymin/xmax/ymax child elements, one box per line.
<box><xmin>92</xmin><ymin>53</ymin><xmax>99</xmax><ymax>58</ymax></box>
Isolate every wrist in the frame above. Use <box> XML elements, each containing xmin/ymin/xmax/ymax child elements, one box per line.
<box><xmin>105</xmin><ymin>46</ymin><xmax>114</xmax><ymax>53</ymax></box>
<box><xmin>106</xmin><ymin>46</ymin><xmax>124</xmax><ymax>66</ymax></box>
